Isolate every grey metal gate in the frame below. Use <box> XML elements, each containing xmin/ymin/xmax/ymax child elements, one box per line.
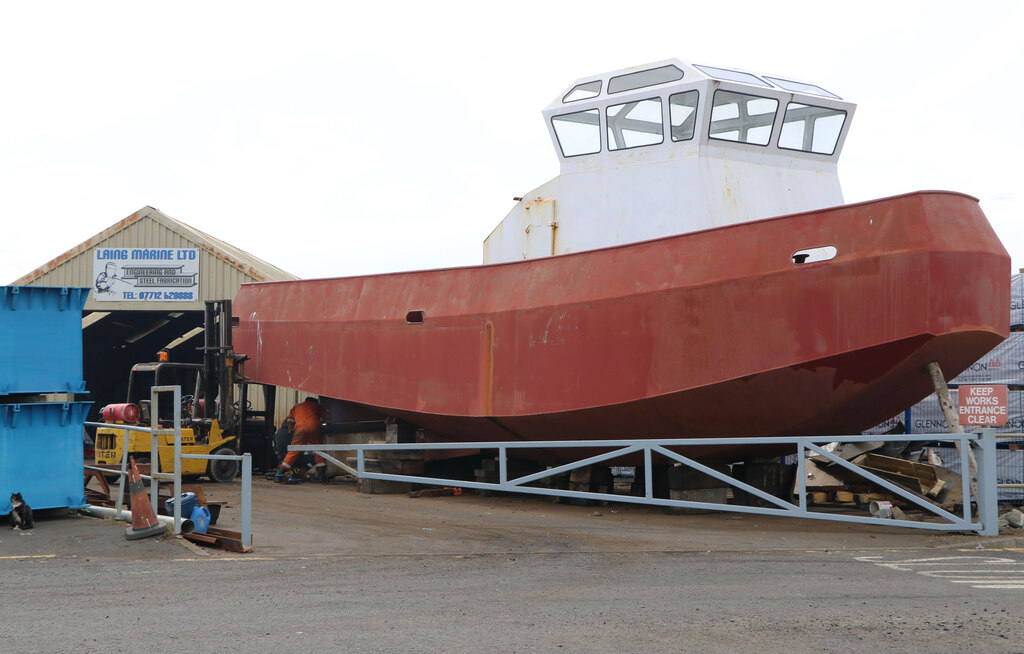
<box><xmin>292</xmin><ymin>430</ymin><xmax>1001</xmax><ymax>535</ymax></box>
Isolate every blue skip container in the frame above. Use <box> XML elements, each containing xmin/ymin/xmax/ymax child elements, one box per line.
<box><xmin>0</xmin><ymin>286</ymin><xmax>90</xmax><ymax>395</ymax></box>
<box><xmin>0</xmin><ymin>401</ymin><xmax>90</xmax><ymax>514</ymax></box>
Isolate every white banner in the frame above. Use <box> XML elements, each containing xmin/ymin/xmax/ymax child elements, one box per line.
<box><xmin>92</xmin><ymin>247</ymin><xmax>199</xmax><ymax>302</ymax></box>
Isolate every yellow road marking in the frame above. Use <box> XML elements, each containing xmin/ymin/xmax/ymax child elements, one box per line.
<box><xmin>173</xmin><ymin>556</ymin><xmax>274</xmax><ymax>562</ymax></box>
<box><xmin>0</xmin><ymin>554</ymin><xmax>56</xmax><ymax>560</ymax></box>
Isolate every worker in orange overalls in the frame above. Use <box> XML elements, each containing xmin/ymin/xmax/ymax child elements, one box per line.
<box><xmin>275</xmin><ymin>397</ymin><xmax>329</xmax><ymax>482</ymax></box>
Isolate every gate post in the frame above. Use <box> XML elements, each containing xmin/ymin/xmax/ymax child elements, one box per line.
<box><xmin>976</xmin><ymin>428</ymin><xmax>999</xmax><ymax>536</ymax></box>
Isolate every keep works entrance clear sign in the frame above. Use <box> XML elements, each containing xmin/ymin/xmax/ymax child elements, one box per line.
<box><xmin>958</xmin><ymin>384</ymin><xmax>1008</xmax><ymax>427</ymax></box>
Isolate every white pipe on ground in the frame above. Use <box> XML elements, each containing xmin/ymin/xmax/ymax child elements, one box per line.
<box><xmin>81</xmin><ymin>505</ymin><xmax>195</xmax><ymax>535</ymax></box>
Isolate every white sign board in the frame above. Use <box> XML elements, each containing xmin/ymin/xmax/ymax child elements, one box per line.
<box><xmin>92</xmin><ymin>247</ymin><xmax>199</xmax><ymax>302</ymax></box>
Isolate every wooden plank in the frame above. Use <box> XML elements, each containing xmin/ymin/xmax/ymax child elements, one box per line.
<box><xmin>184</xmin><ymin>533</ymin><xmax>218</xmax><ymax>545</ymax></box>
<box><xmin>856</xmin><ymin>465</ymin><xmax>928</xmax><ymax>495</ymax></box>
<box><xmin>926</xmin><ymin>479</ymin><xmax>945</xmax><ymax>498</ymax></box>
<box><xmin>856</xmin><ymin>453</ymin><xmax>938</xmax><ymax>483</ymax></box>
<box><xmin>83</xmin><ymin>468</ymin><xmax>111</xmax><ymax>497</ymax></box>
<box><xmin>185</xmin><ymin>526</ymin><xmax>252</xmax><ymax>553</ymax></box>
<box><xmin>853</xmin><ymin>453</ymin><xmax>943</xmax><ymax>494</ymax></box>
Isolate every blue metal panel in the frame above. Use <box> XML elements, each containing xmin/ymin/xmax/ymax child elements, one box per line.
<box><xmin>0</xmin><ymin>286</ymin><xmax>89</xmax><ymax>395</ymax></box>
<box><xmin>0</xmin><ymin>401</ymin><xmax>91</xmax><ymax>514</ymax></box>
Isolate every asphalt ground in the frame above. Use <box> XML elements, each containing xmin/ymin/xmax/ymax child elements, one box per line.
<box><xmin>3</xmin><ymin>478</ymin><xmax>1024</xmax><ymax>652</ymax></box>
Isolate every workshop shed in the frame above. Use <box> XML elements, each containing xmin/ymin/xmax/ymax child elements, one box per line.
<box><xmin>12</xmin><ymin>206</ymin><xmax>303</xmax><ymax>423</ymax></box>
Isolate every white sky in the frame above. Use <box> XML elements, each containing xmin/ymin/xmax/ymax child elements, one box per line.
<box><xmin>2</xmin><ymin>1</ymin><xmax>1022</xmax><ymax>284</ymax></box>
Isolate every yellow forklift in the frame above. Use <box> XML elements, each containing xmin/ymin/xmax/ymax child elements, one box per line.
<box><xmin>94</xmin><ymin>300</ymin><xmax>276</xmax><ymax>482</ymax></box>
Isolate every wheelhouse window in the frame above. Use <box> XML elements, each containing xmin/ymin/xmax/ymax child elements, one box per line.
<box><xmin>765</xmin><ymin>77</ymin><xmax>840</xmax><ymax>100</ymax></box>
<box><xmin>563</xmin><ymin>80</ymin><xmax>602</xmax><ymax>103</ymax></box>
<box><xmin>608</xmin><ymin>64</ymin><xmax>683</xmax><ymax>94</ymax></box>
<box><xmin>779</xmin><ymin>103</ymin><xmax>847</xmax><ymax>155</ymax></box>
<box><xmin>694</xmin><ymin>65</ymin><xmax>771</xmax><ymax>88</ymax></box>
<box><xmin>669</xmin><ymin>90</ymin><xmax>699</xmax><ymax>142</ymax></box>
<box><xmin>606</xmin><ymin>97</ymin><xmax>663</xmax><ymax>150</ymax></box>
<box><xmin>709</xmin><ymin>90</ymin><xmax>778</xmax><ymax>146</ymax></box>
<box><xmin>552</xmin><ymin>108</ymin><xmax>601</xmax><ymax>157</ymax></box>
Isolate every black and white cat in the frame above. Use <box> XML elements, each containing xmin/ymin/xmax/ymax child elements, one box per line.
<box><xmin>9</xmin><ymin>492</ymin><xmax>33</xmax><ymax>531</ymax></box>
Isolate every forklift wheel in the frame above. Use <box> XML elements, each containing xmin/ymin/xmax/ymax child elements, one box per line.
<box><xmin>208</xmin><ymin>447</ymin><xmax>239</xmax><ymax>483</ymax></box>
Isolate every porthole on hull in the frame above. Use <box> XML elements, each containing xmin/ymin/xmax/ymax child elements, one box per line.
<box><xmin>792</xmin><ymin>246</ymin><xmax>837</xmax><ymax>265</ymax></box>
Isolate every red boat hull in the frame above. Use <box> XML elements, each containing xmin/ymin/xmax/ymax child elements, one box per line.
<box><xmin>233</xmin><ymin>192</ymin><xmax>1009</xmax><ymax>459</ymax></box>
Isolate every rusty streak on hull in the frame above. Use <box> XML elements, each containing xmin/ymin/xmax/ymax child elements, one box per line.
<box><xmin>233</xmin><ymin>192</ymin><xmax>1009</xmax><ymax>460</ymax></box>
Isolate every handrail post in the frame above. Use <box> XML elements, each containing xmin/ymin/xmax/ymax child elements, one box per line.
<box><xmin>149</xmin><ymin>387</ymin><xmax>160</xmax><ymax>516</ymax></box>
<box><xmin>173</xmin><ymin>391</ymin><xmax>182</xmax><ymax>535</ymax></box>
<box><xmin>152</xmin><ymin>386</ymin><xmax>183</xmax><ymax>534</ymax></box>
<box><xmin>242</xmin><ymin>453</ymin><xmax>252</xmax><ymax>549</ymax></box>
<box><xmin>116</xmin><ymin>425</ymin><xmax>130</xmax><ymax>518</ymax></box>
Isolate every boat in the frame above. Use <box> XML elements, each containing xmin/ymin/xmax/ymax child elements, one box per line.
<box><xmin>232</xmin><ymin>60</ymin><xmax>1009</xmax><ymax>460</ymax></box>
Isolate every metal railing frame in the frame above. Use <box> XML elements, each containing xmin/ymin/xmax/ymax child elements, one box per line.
<box><xmin>991</xmin><ymin>434</ymin><xmax>1021</xmax><ymax>494</ymax></box>
<box><xmin>292</xmin><ymin>430</ymin><xmax>1001</xmax><ymax>536</ymax></box>
<box><xmin>84</xmin><ymin>385</ymin><xmax>252</xmax><ymax>548</ymax></box>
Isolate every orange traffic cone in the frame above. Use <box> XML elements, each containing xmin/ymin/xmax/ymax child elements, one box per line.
<box><xmin>124</xmin><ymin>456</ymin><xmax>167</xmax><ymax>540</ymax></box>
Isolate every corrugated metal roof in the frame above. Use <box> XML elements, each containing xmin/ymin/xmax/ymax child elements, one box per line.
<box><xmin>12</xmin><ymin>206</ymin><xmax>298</xmax><ymax>310</ymax></box>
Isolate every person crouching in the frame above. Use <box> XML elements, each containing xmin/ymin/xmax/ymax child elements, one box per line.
<box><xmin>274</xmin><ymin>397</ymin><xmax>329</xmax><ymax>482</ymax></box>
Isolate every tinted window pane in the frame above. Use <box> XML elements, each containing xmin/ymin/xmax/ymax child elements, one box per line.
<box><xmin>779</xmin><ymin>103</ymin><xmax>847</xmax><ymax>154</ymax></box>
<box><xmin>669</xmin><ymin>90</ymin><xmax>699</xmax><ymax>142</ymax></box>
<box><xmin>608</xmin><ymin>65</ymin><xmax>683</xmax><ymax>94</ymax></box>
<box><xmin>694</xmin><ymin>65</ymin><xmax>771</xmax><ymax>87</ymax></box>
<box><xmin>563</xmin><ymin>80</ymin><xmax>602</xmax><ymax>103</ymax></box>
<box><xmin>552</xmin><ymin>109</ymin><xmax>601</xmax><ymax>156</ymax></box>
<box><xmin>709</xmin><ymin>90</ymin><xmax>778</xmax><ymax>146</ymax></box>
<box><xmin>765</xmin><ymin>76</ymin><xmax>840</xmax><ymax>100</ymax></box>
<box><xmin>606</xmin><ymin>98</ymin><xmax>663</xmax><ymax>150</ymax></box>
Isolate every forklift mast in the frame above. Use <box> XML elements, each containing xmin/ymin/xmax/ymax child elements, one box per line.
<box><xmin>199</xmin><ymin>299</ymin><xmax>278</xmax><ymax>468</ymax></box>
<box><xmin>202</xmin><ymin>300</ymin><xmax>246</xmax><ymax>440</ymax></box>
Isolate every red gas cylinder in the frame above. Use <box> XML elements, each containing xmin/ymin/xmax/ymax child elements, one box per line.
<box><xmin>101</xmin><ymin>403</ymin><xmax>140</xmax><ymax>424</ymax></box>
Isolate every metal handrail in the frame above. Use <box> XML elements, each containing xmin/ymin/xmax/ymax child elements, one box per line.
<box><xmin>84</xmin><ymin>385</ymin><xmax>252</xmax><ymax>549</ymax></box>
